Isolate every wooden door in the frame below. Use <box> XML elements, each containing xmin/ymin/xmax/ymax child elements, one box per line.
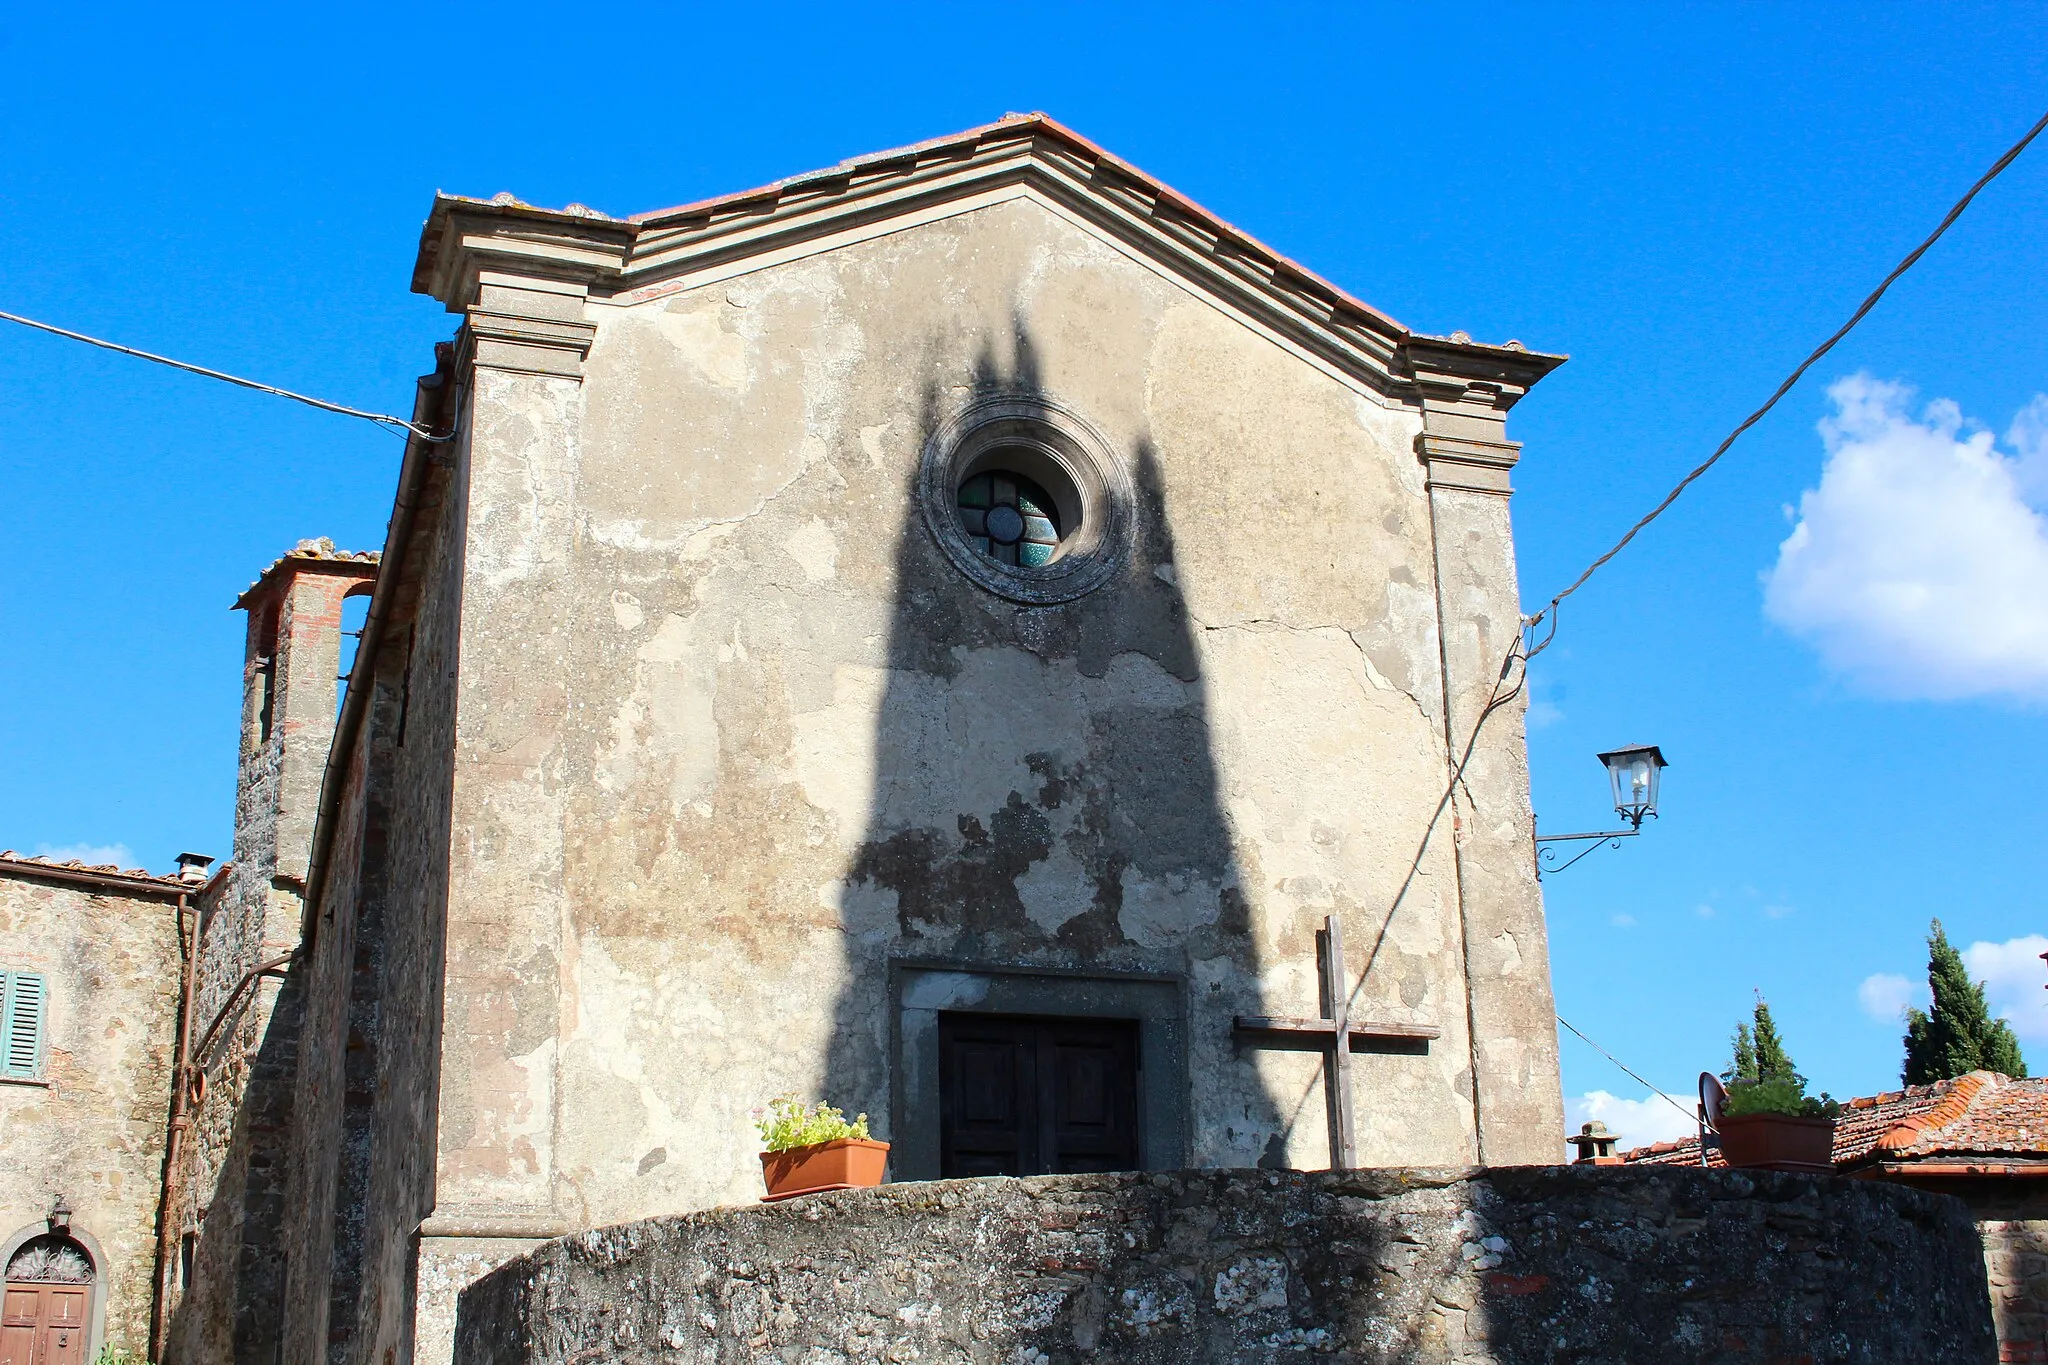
<box><xmin>938</xmin><ymin>1013</ymin><xmax>1139</xmax><ymax>1177</ymax></box>
<box><xmin>1</xmin><ymin>1283</ymin><xmax>88</xmax><ymax>1365</ymax></box>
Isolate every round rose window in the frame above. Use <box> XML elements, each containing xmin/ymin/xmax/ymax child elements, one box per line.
<box><xmin>956</xmin><ymin>471</ymin><xmax>1064</xmax><ymax>567</ymax></box>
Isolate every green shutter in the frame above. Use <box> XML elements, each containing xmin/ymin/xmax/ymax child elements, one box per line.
<box><xmin>3</xmin><ymin>972</ymin><xmax>46</xmax><ymax>1079</ymax></box>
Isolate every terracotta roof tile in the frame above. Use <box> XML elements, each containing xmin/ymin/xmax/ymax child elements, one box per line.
<box><xmin>1616</xmin><ymin>1071</ymin><xmax>2048</xmax><ymax>1170</ymax></box>
<box><xmin>429</xmin><ymin>114</ymin><xmax>1562</xmax><ymax>368</ymax></box>
<box><xmin>0</xmin><ymin>850</ymin><xmax>176</xmax><ymax>883</ymax></box>
<box><xmin>233</xmin><ymin>537</ymin><xmax>380</xmax><ymax>608</ymax></box>
<box><xmin>1619</xmin><ymin>1137</ymin><xmax>1726</xmax><ymax>1168</ymax></box>
<box><xmin>1893</xmin><ymin>1074</ymin><xmax>2048</xmax><ymax>1159</ymax></box>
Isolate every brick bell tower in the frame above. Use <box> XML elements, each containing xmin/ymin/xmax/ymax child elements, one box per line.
<box><xmin>160</xmin><ymin>538</ymin><xmax>377</xmax><ymax>1365</ymax></box>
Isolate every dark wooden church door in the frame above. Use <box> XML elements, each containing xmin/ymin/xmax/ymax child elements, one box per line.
<box><xmin>938</xmin><ymin>1013</ymin><xmax>1139</xmax><ymax>1176</ymax></box>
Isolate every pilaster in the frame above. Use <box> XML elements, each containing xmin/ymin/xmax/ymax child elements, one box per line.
<box><xmin>415</xmin><ymin>208</ymin><xmax>620</xmax><ymax>1363</ymax></box>
<box><xmin>1407</xmin><ymin>337</ymin><xmax>1568</xmax><ymax>1166</ymax></box>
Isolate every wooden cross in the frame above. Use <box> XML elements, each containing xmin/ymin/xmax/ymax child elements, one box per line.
<box><xmin>1233</xmin><ymin>913</ymin><xmax>1440</xmax><ymax>1169</ymax></box>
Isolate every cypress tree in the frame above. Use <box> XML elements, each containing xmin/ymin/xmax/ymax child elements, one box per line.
<box><xmin>1752</xmin><ymin>999</ymin><xmax>1796</xmax><ymax>1082</ymax></box>
<box><xmin>1725</xmin><ymin>1022</ymin><xmax>1757</xmax><ymax>1085</ymax></box>
<box><xmin>1720</xmin><ymin>996</ymin><xmax>1835</xmax><ymax>1116</ymax></box>
<box><xmin>1903</xmin><ymin>919</ymin><xmax>2029</xmax><ymax>1084</ymax></box>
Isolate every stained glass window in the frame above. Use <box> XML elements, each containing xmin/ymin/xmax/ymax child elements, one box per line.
<box><xmin>957</xmin><ymin>472</ymin><xmax>1063</xmax><ymax>568</ymax></box>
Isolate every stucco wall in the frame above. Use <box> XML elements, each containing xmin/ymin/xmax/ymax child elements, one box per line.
<box><xmin>451</xmin><ymin>1167</ymin><xmax>1997</xmax><ymax>1364</ymax></box>
<box><xmin>431</xmin><ymin>193</ymin><xmax>1558</xmax><ymax>1247</ymax></box>
<box><xmin>0</xmin><ymin>870</ymin><xmax>182</xmax><ymax>1356</ymax></box>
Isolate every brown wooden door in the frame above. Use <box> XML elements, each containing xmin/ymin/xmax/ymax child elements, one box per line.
<box><xmin>1</xmin><ymin>1283</ymin><xmax>88</xmax><ymax>1365</ymax></box>
<box><xmin>938</xmin><ymin>1013</ymin><xmax>1139</xmax><ymax>1177</ymax></box>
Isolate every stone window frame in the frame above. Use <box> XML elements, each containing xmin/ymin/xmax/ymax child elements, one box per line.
<box><xmin>917</xmin><ymin>393</ymin><xmax>1134</xmax><ymax>605</ymax></box>
<box><xmin>887</xmin><ymin>960</ymin><xmax>1188</xmax><ymax>1181</ymax></box>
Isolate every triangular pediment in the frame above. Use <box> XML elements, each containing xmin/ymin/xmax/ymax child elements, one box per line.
<box><xmin>414</xmin><ymin>114</ymin><xmax>1561</xmax><ymax>401</ymax></box>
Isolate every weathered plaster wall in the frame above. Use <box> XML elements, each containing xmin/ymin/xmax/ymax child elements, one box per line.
<box><xmin>0</xmin><ymin>871</ymin><xmax>181</xmax><ymax>1355</ymax></box>
<box><xmin>433</xmin><ymin>194</ymin><xmax>1556</xmax><ymax>1250</ymax></box>
<box><xmin>452</xmin><ymin>1167</ymin><xmax>1997</xmax><ymax>1364</ymax></box>
<box><xmin>1422</xmin><ymin>482</ymin><xmax>1561</xmax><ymax>1165</ymax></box>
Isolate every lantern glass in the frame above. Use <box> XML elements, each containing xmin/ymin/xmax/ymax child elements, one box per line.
<box><xmin>1597</xmin><ymin>745</ymin><xmax>1667</xmax><ymax>827</ymax></box>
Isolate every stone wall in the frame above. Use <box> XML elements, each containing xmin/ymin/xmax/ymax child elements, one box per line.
<box><xmin>278</xmin><ymin>383</ymin><xmax>468</xmax><ymax>1365</ymax></box>
<box><xmin>1982</xmin><ymin>1219</ymin><xmax>2048</xmax><ymax>1358</ymax></box>
<box><xmin>164</xmin><ymin>546</ymin><xmax>376</xmax><ymax>1365</ymax></box>
<box><xmin>1914</xmin><ymin>1179</ymin><xmax>2048</xmax><ymax>1364</ymax></box>
<box><xmin>1878</xmin><ymin>1171</ymin><xmax>2048</xmax><ymax>1360</ymax></box>
<box><xmin>453</xmin><ymin>1167</ymin><xmax>1996</xmax><ymax>1365</ymax></box>
<box><xmin>1980</xmin><ymin>1216</ymin><xmax>2048</xmax><ymax>1361</ymax></box>
<box><xmin>0</xmin><ymin>866</ymin><xmax>184</xmax><ymax>1356</ymax></box>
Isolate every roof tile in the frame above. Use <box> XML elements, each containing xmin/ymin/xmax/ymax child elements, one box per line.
<box><xmin>1618</xmin><ymin>1071</ymin><xmax>2048</xmax><ymax>1169</ymax></box>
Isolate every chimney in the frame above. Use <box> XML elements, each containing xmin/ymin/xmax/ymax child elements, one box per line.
<box><xmin>1568</xmin><ymin>1121</ymin><xmax>1621</xmax><ymax>1165</ymax></box>
<box><xmin>175</xmin><ymin>853</ymin><xmax>216</xmax><ymax>884</ymax></box>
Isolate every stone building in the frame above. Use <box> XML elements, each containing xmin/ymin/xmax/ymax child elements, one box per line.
<box><xmin>0</xmin><ymin>849</ymin><xmax>218</xmax><ymax>1361</ymax></box>
<box><xmin>22</xmin><ymin>115</ymin><xmax>1582</xmax><ymax>1364</ymax></box>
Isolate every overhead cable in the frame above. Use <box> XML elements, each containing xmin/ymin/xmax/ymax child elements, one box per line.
<box><xmin>0</xmin><ymin>307</ymin><xmax>450</xmax><ymax>442</ymax></box>
<box><xmin>1522</xmin><ymin>103</ymin><xmax>2048</xmax><ymax>656</ymax></box>
<box><xmin>1556</xmin><ymin>1014</ymin><xmax>1703</xmax><ymax>1131</ymax></box>
<box><xmin>1345</xmin><ymin>104</ymin><xmax>2048</xmax><ymax>1027</ymax></box>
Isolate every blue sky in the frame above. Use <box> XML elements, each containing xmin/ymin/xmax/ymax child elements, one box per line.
<box><xmin>3</xmin><ymin>3</ymin><xmax>2045</xmax><ymax>1146</ymax></box>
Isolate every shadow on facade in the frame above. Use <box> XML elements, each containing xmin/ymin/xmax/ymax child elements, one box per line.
<box><xmin>823</xmin><ymin>317</ymin><xmax>1294</xmax><ymax>1181</ymax></box>
<box><xmin>162</xmin><ymin>968</ymin><xmax>301</xmax><ymax>1365</ymax></box>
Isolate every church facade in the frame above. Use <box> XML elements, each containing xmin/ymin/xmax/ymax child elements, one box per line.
<box><xmin>74</xmin><ymin>115</ymin><xmax>1567</xmax><ymax>1365</ymax></box>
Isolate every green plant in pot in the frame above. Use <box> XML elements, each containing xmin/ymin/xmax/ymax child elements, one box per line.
<box><xmin>754</xmin><ymin>1096</ymin><xmax>890</xmax><ymax>1201</ymax></box>
<box><xmin>1714</xmin><ymin>998</ymin><xmax>1839</xmax><ymax>1172</ymax></box>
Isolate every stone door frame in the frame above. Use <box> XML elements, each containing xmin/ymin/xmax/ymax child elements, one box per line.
<box><xmin>0</xmin><ymin>1223</ymin><xmax>106</xmax><ymax>1363</ymax></box>
<box><xmin>888</xmin><ymin>959</ymin><xmax>1188</xmax><ymax>1182</ymax></box>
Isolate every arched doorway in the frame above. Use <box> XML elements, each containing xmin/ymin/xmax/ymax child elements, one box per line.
<box><xmin>2</xmin><ymin>1233</ymin><xmax>94</xmax><ymax>1365</ymax></box>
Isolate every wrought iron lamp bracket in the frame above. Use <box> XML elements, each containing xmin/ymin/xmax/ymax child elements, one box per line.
<box><xmin>1533</xmin><ymin>825</ymin><xmax>1641</xmax><ymax>878</ymax></box>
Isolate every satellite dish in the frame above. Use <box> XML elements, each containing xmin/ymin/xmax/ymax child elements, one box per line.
<box><xmin>1698</xmin><ymin>1072</ymin><xmax>1727</xmax><ymax>1133</ymax></box>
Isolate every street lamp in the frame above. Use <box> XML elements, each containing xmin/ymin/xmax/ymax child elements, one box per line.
<box><xmin>1598</xmin><ymin>744</ymin><xmax>1668</xmax><ymax>829</ymax></box>
<box><xmin>1534</xmin><ymin>744</ymin><xmax>1670</xmax><ymax>877</ymax></box>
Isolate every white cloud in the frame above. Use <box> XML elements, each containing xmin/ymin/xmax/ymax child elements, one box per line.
<box><xmin>33</xmin><ymin>841</ymin><xmax>137</xmax><ymax>869</ymax></box>
<box><xmin>1963</xmin><ymin>935</ymin><xmax>2048</xmax><ymax>1043</ymax></box>
<box><xmin>1565</xmin><ymin>1089</ymin><xmax>1699</xmax><ymax>1153</ymax></box>
<box><xmin>1525</xmin><ymin>700</ymin><xmax>1565</xmax><ymax>730</ymax></box>
<box><xmin>1763</xmin><ymin>376</ymin><xmax>2048</xmax><ymax>702</ymax></box>
<box><xmin>1858</xmin><ymin>971</ymin><xmax>1923</xmax><ymax>1025</ymax></box>
<box><xmin>1609</xmin><ymin>913</ymin><xmax>1637</xmax><ymax>929</ymax></box>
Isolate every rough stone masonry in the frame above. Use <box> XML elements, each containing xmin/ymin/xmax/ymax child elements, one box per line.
<box><xmin>452</xmin><ymin>1167</ymin><xmax>1997</xmax><ymax>1364</ymax></box>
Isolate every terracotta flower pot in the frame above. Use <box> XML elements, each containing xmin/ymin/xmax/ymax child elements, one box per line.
<box><xmin>759</xmin><ymin>1137</ymin><xmax>890</xmax><ymax>1201</ymax></box>
<box><xmin>1716</xmin><ymin>1112</ymin><xmax>1835</xmax><ymax>1172</ymax></box>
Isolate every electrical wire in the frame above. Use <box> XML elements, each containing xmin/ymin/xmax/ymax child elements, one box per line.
<box><xmin>0</xmin><ymin>307</ymin><xmax>451</xmax><ymax>442</ymax></box>
<box><xmin>1521</xmin><ymin>103</ymin><xmax>2048</xmax><ymax>657</ymax></box>
<box><xmin>1341</xmin><ymin>104</ymin><xmax>2048</xmax><ymax>1067</ymax></box>
<box><xmin>1557</xmin><ymin>1014</ymin><xmax>1704</xmax><ymax>1131</ymax></box>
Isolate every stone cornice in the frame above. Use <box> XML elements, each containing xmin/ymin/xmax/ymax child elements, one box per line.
<box><xmin>413</xmin><ymin>203</ymin><xmax>633</xmax><ymax>310</ymax></box>
<box><xmin>411</xmin><ymin>114</ymin><xmax>1566</xmax><ymax>406</ymax></box>
<box><xmin>1407</xmin><ymin>335</ymin><xmax>1565</xmax><ymax>496</ymax></box>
